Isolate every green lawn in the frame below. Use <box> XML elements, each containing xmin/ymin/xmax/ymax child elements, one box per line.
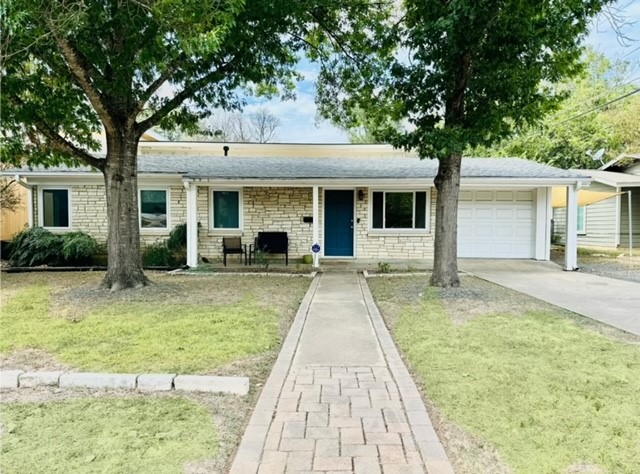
<box><xmin>0</xmin><ymin>397</ymin><xmax>217</xmax><ymax>474</ymax></box>
<box><xmin>369</xmin><ymin>276</ymin><xmax>640</xmax><ymax>474</ymax></box>
<box><xmin>0</xmin><ymin>273</ymin><xmax>309</xmax><ymax>373</ymax></box>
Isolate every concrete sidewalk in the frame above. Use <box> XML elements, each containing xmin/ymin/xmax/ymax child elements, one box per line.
<box><xmin>230</xmin><ymin>273</ymin><xmax>453</xmax><ymax>474</ymax></box>
<box><xmin>460</xmin><ymin>259</ymin><xmax>640</xmax><ymax>336</ymax></box>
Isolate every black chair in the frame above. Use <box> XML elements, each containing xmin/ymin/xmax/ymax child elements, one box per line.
<box><xmin>222</xmin><ymin>237</ymin><xmax>247</xmax><ymax>266</ymax></box>
<box><xmin>250</xmin><ymin>232</ymin><xmax>288</xmax><ymax>265</ymax></box>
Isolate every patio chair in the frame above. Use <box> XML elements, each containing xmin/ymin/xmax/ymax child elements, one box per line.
<box><xmin>250</xmin><ymin>232</ymin><xmax>288</xmax><ymax>265</ymax></box>
<box><xmin>222</xmin><ymin>237</ymin><xmax>247</xmax><ymax>266</ymax></box>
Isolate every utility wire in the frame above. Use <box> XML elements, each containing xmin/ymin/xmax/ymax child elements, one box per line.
<box><xmin>557</xmin><ymin>73</ymin><xmax>640</xmax><ymax>115</ymax></box>
<box><xmin>552</xmin><ymin>87</ymin><xmax>640</xmax><ymax>126</ymax></box>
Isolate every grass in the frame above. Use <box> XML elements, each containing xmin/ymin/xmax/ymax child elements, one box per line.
<box><xmin>0</xmin><ymin>272</ymin><xmax>309</xmax><ymax>373</ymax></box>
<box><xmin>369</xmin><ymin>276</ymin><xmax>640</xmax><ymax>474</ymax></box>
<box><xmin>0</xmin><ymin>396</ymin><xmax>217</xmax><ymax>474</ymax></box>
<box><xmin>1</xmin><ymin>286</ymin><xmax>277</xmax><ymax>373</ymax></box>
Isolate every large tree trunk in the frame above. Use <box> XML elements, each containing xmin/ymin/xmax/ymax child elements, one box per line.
<box><xmin>430</xmin><ymin>153</ymin><xmax>462</xmax><ymax>288</ymax></box>
<box><xmin>100</xmin><ymin>131</ymin><xmax>148</xmax><ymax>291</ymax></box>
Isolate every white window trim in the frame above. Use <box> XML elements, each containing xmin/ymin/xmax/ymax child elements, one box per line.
<box><xmin>38</xmin><ymin>186</ymin><xmax>72</xmax><ymax>231</ymax></box>
<box><xmin>139</xmin><ymin>187</ymin><xmax>171</xmax><ymax>233</ymax></box>
<box><xmin>210</xmin><ymin>188</ymin><xmax>243</xmax><ymax>231</ymax></box>
<box><xmin>369</xmin><ymin>189</ymin><xmax>431</xmax><ymax>233</ymax></box>
<box><xmin>577</xmin><ymin>205</ymin><xmax>587</xmax><ymax>235</ymax></box>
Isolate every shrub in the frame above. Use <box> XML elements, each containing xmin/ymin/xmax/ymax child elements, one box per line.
<box><xmin>167</xmin><ymin>223</ymin><xmax>187</xmax><ymax>253</ymax></box>
<box><xmin>9</xmin><ymin>227</ymin><xmax>63</xmax><ymax>267</ymax></box>
<box><xmin>60</xmin><ymin>232</ymin><xmax>100</xmax><ymax>265</ymax></box>
<box><xmin>142</xmin><ymin>242</ymin><xmax>174</xmax><ymax>267</ymax></box>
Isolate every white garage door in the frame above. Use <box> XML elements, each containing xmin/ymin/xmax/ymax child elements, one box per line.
<box><xmin>458</xmin><ymin>189</ymin><xmax>535</xmax><ymax>258</ymax></box>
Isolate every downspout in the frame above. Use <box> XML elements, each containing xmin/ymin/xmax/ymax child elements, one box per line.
<box><xmin>627</xmin><ymin>190</ymin><xmax>633</xmax><ymax>257</ymax></box>
<box><xmin>615</xmin><ymin>187</ymin><xmax>621</xmax><ymax>248</ymax></box>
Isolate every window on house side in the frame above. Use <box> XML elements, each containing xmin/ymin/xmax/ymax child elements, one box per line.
<box><xmin>372</xmin><ymin>191</ymin><xmax>428</xmax><ymax>230</ymax></box>
<box><xmin>213</xmin><ymin>190</ymin><xmax>240</xmax><ymax>229</ymax></box>
<box><xmin>42</xmin><ymin>189</ymin><xmax>69</xmax><ymax>228</ymax></box>
<box><xmin>577</xmin><ymin>205</ymin><xmax>586</xmax><ymax>234</ymax></box>
<box><xmin>140</xmin><ymin>190</ymin><xmax>168</xmax><ymax>228</ymax></box>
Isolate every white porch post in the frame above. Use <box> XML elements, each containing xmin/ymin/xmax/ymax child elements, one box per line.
<box><xmin>565</xmin><ymin>184</ymin><xmax>578</xmax><ymax>271</ymax></box>
<box><xmin>312</xmin><ymin>185</ymin><xmax>320</xmax><ymax>268</ymax></box>
<box><xmin>534</xmin><ymin>187</ymin><xmax>547</xmax><ymax>260</ymax></box>
<box><xmin>185</xmin><ymin>181</ymin><xmax>199</xmax><ymax>268</ymax></box>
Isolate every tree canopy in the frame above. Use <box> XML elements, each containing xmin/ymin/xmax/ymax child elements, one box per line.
<box><xmin>317</xmin><ymin>0</ymin><xmax>615</xmax><ymax>286</ymax></box>
<box><xmin>470</xmin><ymin>51</ymin><xmax>640</xmax><ymax>169</ymax></box>
<box><xmin>0</xmin><ymin>0</ymin><xmax>383</xmax><ymax>289</ymax></box>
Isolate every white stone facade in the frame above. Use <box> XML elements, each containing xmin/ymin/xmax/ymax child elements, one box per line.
<box><xmin>32</xmin><ymin>183</ymin><xmax>437</xmax><ymax>261</ymax></box>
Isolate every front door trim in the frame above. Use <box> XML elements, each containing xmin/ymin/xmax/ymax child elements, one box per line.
<box><xmin>322</xmin><ymin>188</ymin><xmax>357</xmax><ymax>258</ymax></box>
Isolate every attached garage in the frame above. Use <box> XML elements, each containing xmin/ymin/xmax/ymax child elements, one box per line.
<box><xmin>458</xmin><ymin>189</ymin><xmax>535</xmax><ymax>258</ymax></box>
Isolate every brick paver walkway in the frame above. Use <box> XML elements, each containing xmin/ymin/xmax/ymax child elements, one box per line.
<box><xmin>230</xmin><ymin>273</ymin><xmax>453</xmax><ymax>474</ymax></box>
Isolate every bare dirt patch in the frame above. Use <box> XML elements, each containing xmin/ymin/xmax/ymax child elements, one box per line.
<box><xmin>551</xmin><ymin>247</ymin><xmax>640</xmax><ymax>283</ymax></box>
<box><xmin>0</xmin><ymin>349</ymin><xmax>74</xmax><ymax>372</ymax></box>
<box><xmin>439</xmin><ymin>277</ymin><xmax>540</xmax><ymax>325</ymax></box>
<box><xmin>564</xmin><ymin>463</ymin><xmax>605</xmax><ymax>473</ymax></box>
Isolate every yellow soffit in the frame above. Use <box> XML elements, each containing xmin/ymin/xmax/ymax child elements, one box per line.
<box><xmin>552</xmin><ymin>188</ymin><xmax>623</xmax><ymax>208</ymax></box>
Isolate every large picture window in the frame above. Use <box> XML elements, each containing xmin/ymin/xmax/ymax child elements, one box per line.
<box><xmin>140</xmin><ymin>190</ymin><xmax>168</xmax><ymax>228</ymax></box>
<box><xmin>212</xmin><ymin>190</ymin><xmax>240</xmax><ymax>229</ymax></box>
<box><xmin>372</xmin><ymin>191</ymin><xmax>428</xmax><ymax>230</ymax></box>
<box><xmin>42</xmin><ymin>189</ymin><xmax>70</xmax><ymax>228</ymax></box>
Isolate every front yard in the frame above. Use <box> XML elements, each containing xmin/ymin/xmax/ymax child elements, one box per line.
<box><xmin>0</xmin><ymin>271</ymin><xmax>310</xmax><ymax>473</ymax></box>
<box><xmin>369</xmin><ymin>275</ymin><xmax>640</xmax><ymax>474</ymax></box>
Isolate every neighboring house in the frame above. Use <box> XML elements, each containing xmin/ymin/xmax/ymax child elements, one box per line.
<box><xmin>553</xmin><ymin>154</ymin><xmax>640</xmax><ymax>249</ymax></box>
<box><xmin>2</xmin><ymin>145</ymin><xmax>588</xmax><ymax>270</ymax></box>
<box><xmin>0</xmin><ymin>179</ymin><xmax>29</xmax><ymax>241</ymax></box>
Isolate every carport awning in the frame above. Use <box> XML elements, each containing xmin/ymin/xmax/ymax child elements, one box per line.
<box><xmin>552</xmin><ymin>188</ymin><xmax>623</xmax><ymax>208</ymax></box>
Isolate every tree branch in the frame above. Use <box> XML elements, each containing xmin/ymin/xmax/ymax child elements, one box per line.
<box><xmin>135</xmin><ymin>60</ymin><xmax>235</xmax><ymax>133</ymax></box>
<box><xmin>130</xmin><ymin>63</ymin><xmax>180</xmax><ymax>125</ymax></box>
<box><xmin>45</xmin><ymin>20</ymin><xmax>117</xmax><ymax>133</ymax></box>
<box><xmin>9</xmin><ymin>95</ymin><xmax>105</xmax><ymax>171</ymax></box>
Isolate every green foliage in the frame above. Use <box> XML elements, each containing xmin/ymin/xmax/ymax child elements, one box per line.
<box><xmin>166</xmin><ymin>223</ymin><xmax>187</xmax><ymax>253</ymax></box>
<box><xmin>60</xmin><ymin>232</ymin><xmax>100</xmax><ymax>265</ymax></box>
<box><xmin>142</xmin><ymin>242</ymin><xmax>174</xmax><ymax>267</ymax></box>
<box><xmin>377</xmin><ymin>261</ymin><xmax>390</xmax><ymax>273</ymax></box>
<box><xmin>470</xmin><ymin>51</ymin><xmax>640</xmax><ymax>169</ymax></box>
<box><xmin>9</xmin><ymin>228</ymin><xmax>100</xmax><ymax>267</ymax></box>
<box><xmin>9</xmin><ymin>227</ymin><xmax>63</xmax><ymax>267</ymax></box>
<box><xmin>318</xmin><ymin>1</ymin><xmax>614</xmax><ymax>159</ymax></box>
<box><xmin>0</xmin><ymin>0</ymin><xmax>375</xmax><ymax>168</ymax></box>
<box><xmin>0</xmin><ymin>397</ymin><xmax>217</xmax><ymax>474</ymax></box>
<box><xmin>254</xmin><ymin>250</ymin><xmax>270</xmax><ymax>269</ymax></box>
<box><xmin>0</xmin><ymin>285</ymin><xmax>281</xmax><ymax>373</ymax></box>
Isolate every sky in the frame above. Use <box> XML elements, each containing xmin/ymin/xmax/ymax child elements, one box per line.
<box><xmin>243</xmin><ymin>0</ymin><xmax>640</xmax><ymax>144</ymax></box>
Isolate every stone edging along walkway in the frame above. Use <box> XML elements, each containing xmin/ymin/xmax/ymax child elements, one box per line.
<box><xmin>0</xmin><ymin>370</ymin><xmax>249</xmax><ymax>395</ymax></box>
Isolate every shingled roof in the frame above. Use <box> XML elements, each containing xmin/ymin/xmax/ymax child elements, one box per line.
<box><xmin>8</xmin><ymin>155</ymin><xmax>588</xmax><ymax>181</ymax></box>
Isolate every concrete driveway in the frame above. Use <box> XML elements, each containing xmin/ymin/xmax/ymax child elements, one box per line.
<box><xmin>459</xmin><ymin>259</ymin><xmax>640</xmax><ymax>336</ymax></box>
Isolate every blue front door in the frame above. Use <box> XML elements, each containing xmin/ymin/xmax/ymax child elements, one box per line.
<box><xmin>324</xmin><ymin>190</ymin><xmax>354</xmax><ymax>257</ymax></box>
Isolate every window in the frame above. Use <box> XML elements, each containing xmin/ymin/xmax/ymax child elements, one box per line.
<box><xmin>41</xmin><ymin>189</ymin><xmax>70</xmax><ymax>228</ymax></box>
<box><xmin>577</xmin><ymin>205</ymin><xmax>586</xmax><ymax>234</ymax></box>
<box><xmin>212</xmin><ymin>190</ymin><xmax>241</xmax><ymax>229</ymax></box>
<box><xmin>140</xmin><ymin>190</ymin><xmax>168</xmax><ymax>229</ymax></box>
<box><xmin>371</xmin><ymin>191</ymin><xmax>428</xmax><ymax>230</ymax></box>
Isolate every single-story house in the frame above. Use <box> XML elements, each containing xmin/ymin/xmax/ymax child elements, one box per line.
<box><xmin>4</xmin><ymin>145</ymin><xmax>589</xmax><ymax>270</ymax></box>
<box><xmin>552</xmin><ymin>154</ymin><xmax>640</xmax><ymax>249</ymax></box>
